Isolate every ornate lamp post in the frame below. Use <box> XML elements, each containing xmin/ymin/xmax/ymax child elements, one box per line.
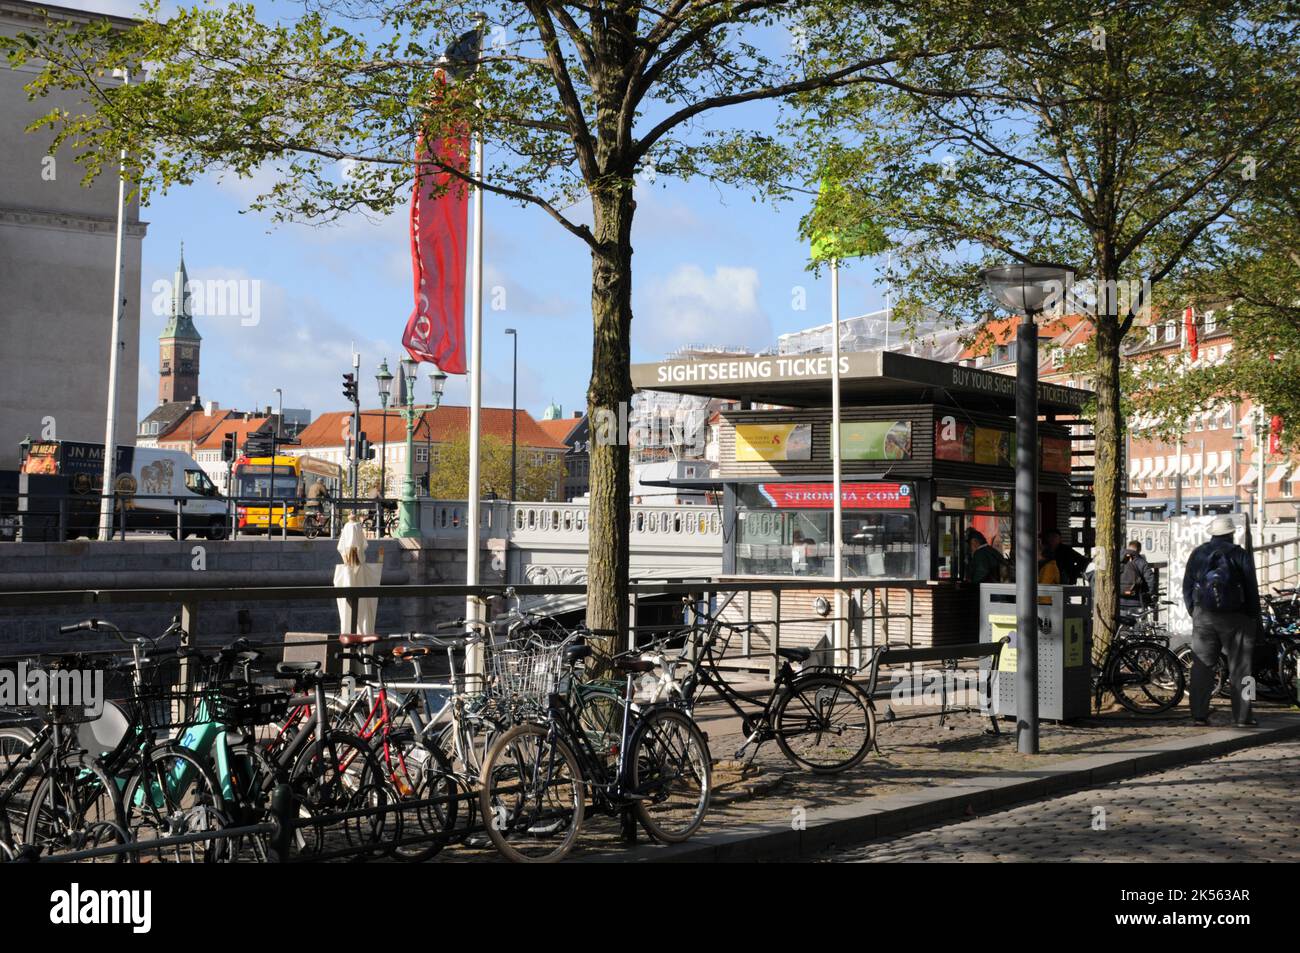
<box><xmin>397</xmin><ymin>361</ymin><xmax>447</xmax><ymax>537</ymax></box>
<box><xmin>979</xmin><ymin>261</ymin><xmax>1075</xmax><ymax>756</ymax></box>
<box><xmin>375</xmin><ymin>359</ymin><xmax>394</xmax><ymax>534</ymax></box>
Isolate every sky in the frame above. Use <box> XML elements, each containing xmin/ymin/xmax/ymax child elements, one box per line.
<box><xmin>69</xmin><ymin>0</ymin><xmax>894</xmax><ymax>425</ymax></box>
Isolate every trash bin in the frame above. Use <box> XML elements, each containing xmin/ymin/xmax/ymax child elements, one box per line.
<box><xmin>979</xmin><ymin>583</ymin><xmax>1091</xmax><ymax>721</ymax></box>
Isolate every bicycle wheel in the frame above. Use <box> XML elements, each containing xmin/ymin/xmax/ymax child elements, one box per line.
<box><xmin>381</xmin><ymin>730</ymin><xmax>458</xmax><ymax>862</ymax></box>
<box><xmin>629</xmin><ymin>707</ymin><xmax>711</xmax><ymax>843</ymax></box>
<box><xmin>1174</xmin><ymin>644</ymin><xmax>1229</xmax><ymax>697</ymax></box>
<box><xmin>479</xmin><ymin>722</ymin><xmax>584</xmax><ymax>863</ymax></box>
<box><xmin>773</xmin><ymin>674</ymin><xmax>875</xmax><ymax>773</ymax></box>
<box><xmin>0</xmin><ymin>727</ymin><xmax>38</xmax><ymax>848</ymax></box>
<box><xmin>1110</xmin><ymin>641</ymin><xmax>1186</xmax><ymax>714</ymax></box>
<box><xmin>24</xmin><ymin>757</ymin><xmax>127</xmax><ymax>862</ymax></box>
<box><xmin>121</xmin><ymin>744</ymin><xmax>229</xmax><ymax>863</ymax></box>
<box><xmin>289</xmin><ymin>730</ymin><xmax>392</xmax><ymax>859</ymax></box>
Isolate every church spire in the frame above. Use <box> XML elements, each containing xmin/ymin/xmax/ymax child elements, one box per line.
<box><xmin>159</xmin><ymin>243</ymin><xmax>201</xmax><ymax>342</ymax></box>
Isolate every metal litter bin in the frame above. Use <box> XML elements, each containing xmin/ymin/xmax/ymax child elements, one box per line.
<box><xmin>979</xmin><ymin>583</ymin><xmax>1091</xmax><ymax>721</ymax></box>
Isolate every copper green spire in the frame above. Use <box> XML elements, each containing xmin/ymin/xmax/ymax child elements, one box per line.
<box><xmin>159</xmin><ymin>244</ymin><xmax>201</xmax><ymax>342</ymax></box>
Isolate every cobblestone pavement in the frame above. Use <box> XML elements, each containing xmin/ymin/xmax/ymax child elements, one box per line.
<box><xmin>427</xmin><ymin>686</ymin><xmax>1293</xmax><ymax>861</ymax></box>
<box><xmin>818</xmin><ymin>739</ymin><xmax>1300</xmax><ymax>863</ymax></box>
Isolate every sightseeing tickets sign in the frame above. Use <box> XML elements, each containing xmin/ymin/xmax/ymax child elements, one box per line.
<box><xmin>756</xmin><ymin>482</ymin><xmax>913</xmax><ymax>509</ymax></box>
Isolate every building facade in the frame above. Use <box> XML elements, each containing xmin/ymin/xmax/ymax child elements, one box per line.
<box><xmin>0</xmin><ymin>0</ymin><xmax>145</xmax><ymax>469</ymax></box>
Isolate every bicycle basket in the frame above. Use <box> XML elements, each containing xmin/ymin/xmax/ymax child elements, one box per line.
<box><xmin>212</xmin><ymin>681</ymin><xmax>291</xmax><ymax>727</ymax></box>
<box><xmin>129</xmin><ymin>684</ymin><xmax>212</xmax><ymax>732</ymax></box>
<box><xmin>486</xmin><ymin>642</ymin><xmax>568</xmax><ymax>705</ymax></box>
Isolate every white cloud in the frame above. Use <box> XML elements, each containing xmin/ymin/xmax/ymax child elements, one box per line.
<box><xmin>637</xmin><ymin>264</ymin><xmax>770</xmax><ymax>356</ymax></box>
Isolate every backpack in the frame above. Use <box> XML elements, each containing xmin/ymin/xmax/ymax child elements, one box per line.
<box><xmin>1194</xmin><ymin>548</ymin><xmax>1245</xmax><ymax>612</ymax></box>
<box><xmin>1120</xmin><ymin>556</ymin><xmax>1144</xmax><ymax>597</ymax></box>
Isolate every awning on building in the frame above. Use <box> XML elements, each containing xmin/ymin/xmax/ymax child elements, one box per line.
<box><xmin>1129</xmin><ymin>458</ymin><xmax>1142</xmax><ymax>478</ymax></box>
<box><xmin>1215</xmin><ymin>454</ymin><xmax>1232</xmax><ymax>475</ymax></box>
<box><xmin>1239</xmin><ymin>466</ymin><xmax>1258</xmax><ymax>485</ymax></box>
<box><xmin>1150</xmin><ymin>457</ymin><xmax>1166</xmax><ymax>479</ymax></box>
<box><xmin>1267</xmin><ymin>464</ymin><xmax>1292</xmax><ymax>483</ymax></box>
<box><xmin>1185</xmin><ymin>455</ymin><xmax>1202</xmax><ymax>478</ymax></box>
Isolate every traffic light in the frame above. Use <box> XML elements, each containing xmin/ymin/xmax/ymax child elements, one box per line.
<box><xmin>357</xmin><ymin>432</ymin><xmax>375</xmax><ymax>460</ymax></box>
<box><xmin>342</xmin><ymin>373</ymin><xmax>358</xmax><ymax>404</ymax></box>
<box><xmin>221</xmin><ymin>432</ymin><xmax>236</xmax><ymax>462</ymax></box>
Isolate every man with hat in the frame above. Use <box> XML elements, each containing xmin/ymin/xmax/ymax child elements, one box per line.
<box><xmin>1181</xmin><ymin>515</ymin><xmax>1260</xmax><ymax>727</ymax></box>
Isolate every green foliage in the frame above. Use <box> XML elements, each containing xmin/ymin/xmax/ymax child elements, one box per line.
<box><xmin>1137</xmin><ymin>181</ymin><xmax>1300</xmax><ymax>449</ymax></box>
<box><xmin>428</xmin><ymin>431</ymin><xmax>563</xmax><ymax>501</ymax></box>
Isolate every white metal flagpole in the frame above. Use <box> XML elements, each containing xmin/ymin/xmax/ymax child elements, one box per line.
<box><xmin>98</xmin><ymin>68</ymin><xmax>130</xmax><ymax>541</ymax></box>
<box><xmin>830</xmin><ymin>258</ymin><xmax>845</xmax><ymax>659</ymax></box>
<box><xmin>464</xmin><ymin>85</ymin><xmax>486</xmax><ymax>658</ymax></box>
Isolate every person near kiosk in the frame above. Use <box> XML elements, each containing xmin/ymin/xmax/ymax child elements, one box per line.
<box><xmin>1043</xmin><ymin>528</ymin><xmax>1085</xmax><ymax>585</ymax></box>
<box><xmin>964</xmin><ymin>528</ymin><xmax>1005</xmax><ymax>585</ymax></box>
<box><xmin>1119</xmin><ymin>539</ymin><xmax>1156</xmax><ymax>616</ymax></box>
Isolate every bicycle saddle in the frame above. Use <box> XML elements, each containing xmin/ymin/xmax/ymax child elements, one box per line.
<box><xmin>275</xmin><ymin>660</ymin><xmax>320</xmax><ymax>677</ymax></box>
<box><xmin>777</xmin><ymin>646</ymin><xmax>812</xmax><ymax>663</ymax></box>
<box><xmin>339</xmin><ymin>634</ymin><xmax>381</xmax><ymax>646</ymax></box>
<box><xmin>564</xmin><ymin>643</ymin><xmax>594</xmax><ymax>665</ymax></box>
<box><xmin>392</xmin><ymin>644</ymin><xmax>432</xmax><ymax>659</ymax></box>
<box><xmin>1117</xmin><ymin>614</ymin><xmax>1137</xmax><ymax>627</ymax></box>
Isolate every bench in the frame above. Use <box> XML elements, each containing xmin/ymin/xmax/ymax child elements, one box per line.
<box><xmin>862</xmin><ymin>636</ymin><xmax>1010</xmax><ymax>743</ymax></box>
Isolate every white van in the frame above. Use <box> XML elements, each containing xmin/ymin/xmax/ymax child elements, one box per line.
<box><xmin>18</xmin><ymin>440</ymin><xmax>229</xmax><ymax>540</ymax></box>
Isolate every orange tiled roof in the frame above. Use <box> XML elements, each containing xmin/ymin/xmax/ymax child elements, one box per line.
<box><xmin>957</xmin><ymin>313</ymin><xmax>1090</xmax><ymax>361</ymax></box>
<box><xmin>295</xmin><ymin>405</ymin><xmax>567</xmax><ymax>450</ymax></box>
<box><xmin>195</xmin><ymin>417</ymin><xmax>271</xmax><ymax>450</ymax></box>
<box><xmin>157</xmin><ymin>409</ymin><xmax>234</xmax><ymax>448</ymax></box>
<box><xmin>536</xmin><ymin>417</ymin><xmax>579</xmax><ymax>445</ymax></box>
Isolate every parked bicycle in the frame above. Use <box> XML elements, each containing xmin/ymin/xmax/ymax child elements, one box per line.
<box><xmin>652</xmin><ymin>600</ymin><xmax>875</xmax><ymax>773</ymax></box>
<box><xmin>1094</xmin><ymin>609</ymin><xmax>1186</xmax><ymax>713</ymax></box>
<box><xmin>478</xmin><ymin>636</ymin><xmax>712</xmax><ymax>863</ymax></box>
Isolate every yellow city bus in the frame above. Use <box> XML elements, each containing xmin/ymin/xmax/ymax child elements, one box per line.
<box><xmin>233</xmin><ymin>454</ymin><xmax>342</xmax><ymax>534</ymax></box>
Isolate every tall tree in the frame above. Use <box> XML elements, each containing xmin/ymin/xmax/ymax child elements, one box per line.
<box><xmin>793</xmin><ymin>0</ymin><xmax>1300</xmax><ymax>649</ymax></box>
<box><xmin>5</xmin><ymin>0</ymin><xmax>977</xmax><ymax>647</ymax></box>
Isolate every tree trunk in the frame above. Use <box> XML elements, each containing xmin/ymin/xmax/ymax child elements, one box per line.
<box><xmin>1091</xmin><ymin>316</ymin><xmax>1124</xmax><ymax>658</ymax></box>
<box><xmin>584</xmin><ymin>180</ymin><xmax>635</xmax><ymax>658</ymax></box>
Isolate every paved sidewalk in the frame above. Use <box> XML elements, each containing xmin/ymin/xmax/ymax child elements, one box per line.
<box><xmin>821</xmin><ymin>739</ymin><xmax>1300</xmax><ymax>862</ymax></box>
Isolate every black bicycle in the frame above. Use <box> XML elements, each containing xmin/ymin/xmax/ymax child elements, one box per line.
<box><xmin>668</xmin><ymin>606</ymin><xmax>875</xmax><ymax>773</ymax></box>
<box><xmin>477</xmin><ymin>638</ymin><xmax>712</xmax><ymax>863</ymax></box>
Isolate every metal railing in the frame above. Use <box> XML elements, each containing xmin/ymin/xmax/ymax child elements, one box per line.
<box><xmin>0</xmin><ymin>577</ymin><xmax>930</xmax><ymax>682</ymax></box>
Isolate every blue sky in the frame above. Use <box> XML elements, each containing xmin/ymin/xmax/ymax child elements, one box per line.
<box><xmin>73</xmin><ymin>1</ymin><xmax>893</xmax><ymax>424</ymax></box>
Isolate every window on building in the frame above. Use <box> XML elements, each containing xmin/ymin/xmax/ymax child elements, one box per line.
<box><xmin>1147</xmin><ymin>325</ymin><xmax>1158</xmax><ymax>345</ymax></box>
<box><xmin>1164</xmin><ymin>322</ymin><xmax>1177</xmax><ymax>342</ymax></box>
<box><xmin>1204</xmin><ymin>310</ymin><xmax>1217</xmax><ymax>333</ymax></box>
<box><xmin>415</xmin><ymin>447</ymin><xmax>429</xmax><ymax>463</ymax></box>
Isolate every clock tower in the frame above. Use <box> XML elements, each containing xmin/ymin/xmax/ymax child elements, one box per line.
<box><xmin>158</xmin><ymin>247</ymin><xmax>201</xmax><ymax>405</ymax></box>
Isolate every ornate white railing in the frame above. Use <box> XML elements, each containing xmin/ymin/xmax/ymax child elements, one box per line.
<box><xmin>417</xmin><ymin>499</ymin><xmax>722</xmax><ymax>549</ymax></box>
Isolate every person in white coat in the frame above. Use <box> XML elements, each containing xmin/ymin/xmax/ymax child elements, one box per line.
<box><xmin>335</xmin><ymin>517</ymin><xmax>383</xmax><ymax>635</ymax></box>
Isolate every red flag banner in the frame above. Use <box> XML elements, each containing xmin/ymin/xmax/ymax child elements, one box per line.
<box><xmin>1270</xmin><ymin>415</ymin><xmax>1283</xmax><ymax>454</ymax></box>
<box><xmin>402</xmin><ymin>80</ymin><xmax>469</xmax><ymax>374</ymax></box>
<box><xmin>1183</xmin><ymin>306</ymin><xmax>1198</xmax><ymax>361</ymax></box>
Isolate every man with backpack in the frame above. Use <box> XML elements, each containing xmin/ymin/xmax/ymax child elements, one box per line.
<box><xmin>1182</xmin><ymin>516</ymin><xmax>1260</xmax><ymax>727</ymax></box>
<box><xmin>1119</xmin><ymin>540</ymin><xmax>1156</xmax><ymax>616</ymax></box>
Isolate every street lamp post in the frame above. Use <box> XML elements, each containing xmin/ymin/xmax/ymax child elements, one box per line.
<box><xmin>396</xmin><ymin>362</ymin><xmax>447</xmax><ymax>538</ymax></box>
<box><xmin>505</xmin><ymin>328</ymin><xmax>518</xmax><ymax>501</ymax></box>
<box><xmin>375</xmin><ymin>359</ymin><xmax>394</xmax><ymax>536</ymax></box>
<box><xmin>980</xmin><ymin>262</ymin><xmax>1075</xmax><ymax>756</ymax></box>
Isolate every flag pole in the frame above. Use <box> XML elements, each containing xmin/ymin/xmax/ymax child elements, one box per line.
<box><xmin>464</xmin><ymin>17</ymin><xmax>486</xmax><ymax>670</ymax></box>
<box><xmin>830</xmin><ymin>258</ymin><xmax>845</xmax><ymax>661</ymax></box>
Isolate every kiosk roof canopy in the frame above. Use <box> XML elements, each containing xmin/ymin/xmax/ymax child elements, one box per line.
<box><xmin>632</xmin><ymin>349</ymin><xmax>1091</xmax><ymax>416</ymax></box>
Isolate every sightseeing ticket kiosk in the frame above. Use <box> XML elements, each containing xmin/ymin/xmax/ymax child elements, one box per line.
<box><xmin>630</xmin><ymin>349</ymin><xmax>1092</xmax><ymax>658</ymax></box>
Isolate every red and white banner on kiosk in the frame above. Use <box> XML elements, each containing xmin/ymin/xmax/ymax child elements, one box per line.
<box><xmin>757</xmin><ymin>482</ymin><xmax>913</xmax><ymax>509</ymax></box>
